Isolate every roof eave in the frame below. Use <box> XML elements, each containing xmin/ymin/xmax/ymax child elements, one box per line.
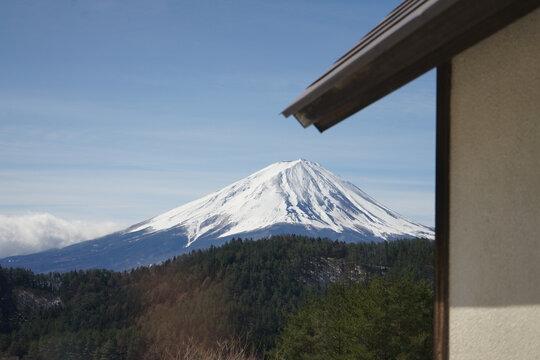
<box><xmin>282</xmin><ymin>0</ymin><xmax>540</xmax><ymax>132</ymax></box>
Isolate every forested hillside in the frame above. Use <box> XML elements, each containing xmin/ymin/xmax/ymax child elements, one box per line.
<box><xmin>0</xmin><ymin>235</ymin><xmax>434</xmax><ymax>359</ymax></box>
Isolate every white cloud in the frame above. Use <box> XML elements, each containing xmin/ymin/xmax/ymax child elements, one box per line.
<box><xmin>0</xmin><ymin>213</ymin><xmax>122</xmax><ymax>258</ymax></box>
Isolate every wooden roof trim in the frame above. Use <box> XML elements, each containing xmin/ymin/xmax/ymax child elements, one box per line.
<box><xmin>282</xmin><ymin>0</ymin><xmax>540</xmax><ymax>132</ymax></box>
<box><xmin>307</xmin><ymin>0</ymin><xmax>430</xmax><ymax>90</ymax></box>
<box><xmin>282</xmin><ymin>0</ymin><xmax>452</xmax><ymax>127</ymax></box>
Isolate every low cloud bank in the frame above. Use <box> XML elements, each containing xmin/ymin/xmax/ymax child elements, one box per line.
<box><xmin>0</xmin><ymin>213</ymin><xmax>123</xmax><ymax>258</ymax></box>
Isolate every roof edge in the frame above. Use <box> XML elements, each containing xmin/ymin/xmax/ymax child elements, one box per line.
<box><xmin>282</xmin><ymin>0</ymin><xmax>540</xmax><ymax>132</ymax></box>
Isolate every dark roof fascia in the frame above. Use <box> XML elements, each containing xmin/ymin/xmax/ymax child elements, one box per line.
<box><xmin>282</xmin><ymin>0</ymin><xmax>540</xmax><ymax>132</ymax></box>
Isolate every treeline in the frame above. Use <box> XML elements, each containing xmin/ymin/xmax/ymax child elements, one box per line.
<box><xmin>0</xmin><ymin>235</ymin><xmax>434</xmax><ymax>359</ymax></box>
<box><xmin>0</xmin><ymin>268</ymin><xmax>141</xmax><ymax>358</ymax></box>
<box><xmin>272</xmin><ymin>277</ymin><xmax>433</xmax><ymax>359</ymax></box>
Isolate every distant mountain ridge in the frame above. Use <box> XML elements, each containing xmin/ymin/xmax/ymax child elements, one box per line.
<box><xmin>0</xmin><ymin>159</ymin><xmax>433</xmax><ymax>272</ymax></box>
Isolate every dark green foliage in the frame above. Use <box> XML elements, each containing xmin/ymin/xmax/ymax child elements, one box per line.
<box><xmin>272</xmin><ymin>277</ymin><xmax>433</xmax><ymax>360</ymax></box>
<box><xmin>0</xmin><ymin>236</ymin><xmax>434</xmax><ymax>359</ymax></box>
<box><xmin>0</xmin><ymin>267</ymin><xmax>141</xmax><ymax>359</ymax></box>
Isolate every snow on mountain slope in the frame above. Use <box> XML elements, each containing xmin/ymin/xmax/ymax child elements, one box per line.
<box><xmin>128</xmin><ymin>159</ymin><xmax>434</xmax><ymax>243</ymax></box>
<box><xmin>0</xmin><ymin>159</ymin><xmax>434</xmax><ymax>273</ymax></box>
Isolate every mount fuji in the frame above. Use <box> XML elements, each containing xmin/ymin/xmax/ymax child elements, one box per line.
<box><xmin>0</xmin><ymin>160</ymin><xmax>433</xmax><ymax>273</ymax></box>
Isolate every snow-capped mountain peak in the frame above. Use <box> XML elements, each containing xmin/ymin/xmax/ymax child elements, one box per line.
<box><xmin>128</xmin><ymin>159</ymin><xmax>433</xmax><ymax>244</ymax></box>
<box><xmin>0</xmin><ymin>159</ymin><xmax>434</xmax><ymax>273</ymax></box>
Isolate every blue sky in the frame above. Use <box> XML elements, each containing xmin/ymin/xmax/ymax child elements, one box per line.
<box><xmin>0</xmin><ymin>0</ymin><xmax>435</xmax><ymax>255</ymax></box>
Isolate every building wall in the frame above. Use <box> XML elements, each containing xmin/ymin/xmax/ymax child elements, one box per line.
<box><xmin>449</xmin><ymin>6</ymin><xmax>540</xmax><ymax>360</ymax></box>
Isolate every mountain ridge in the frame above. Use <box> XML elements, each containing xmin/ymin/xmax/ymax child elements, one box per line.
<box><xmin>127</xmin><ymin>159</ymin><xmax>432</xmax><ymax>242</ymax></box>
<box><xmin>0</xmin><ymin>159</ymin><xmax>433</xmax><ymax>272</ymax></box>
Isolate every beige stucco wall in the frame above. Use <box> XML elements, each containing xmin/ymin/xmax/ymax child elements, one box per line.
<box><xmin>449</xmin><ymin>6</ymin><xmax>540</xmax><ymax>360</ymax></box>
